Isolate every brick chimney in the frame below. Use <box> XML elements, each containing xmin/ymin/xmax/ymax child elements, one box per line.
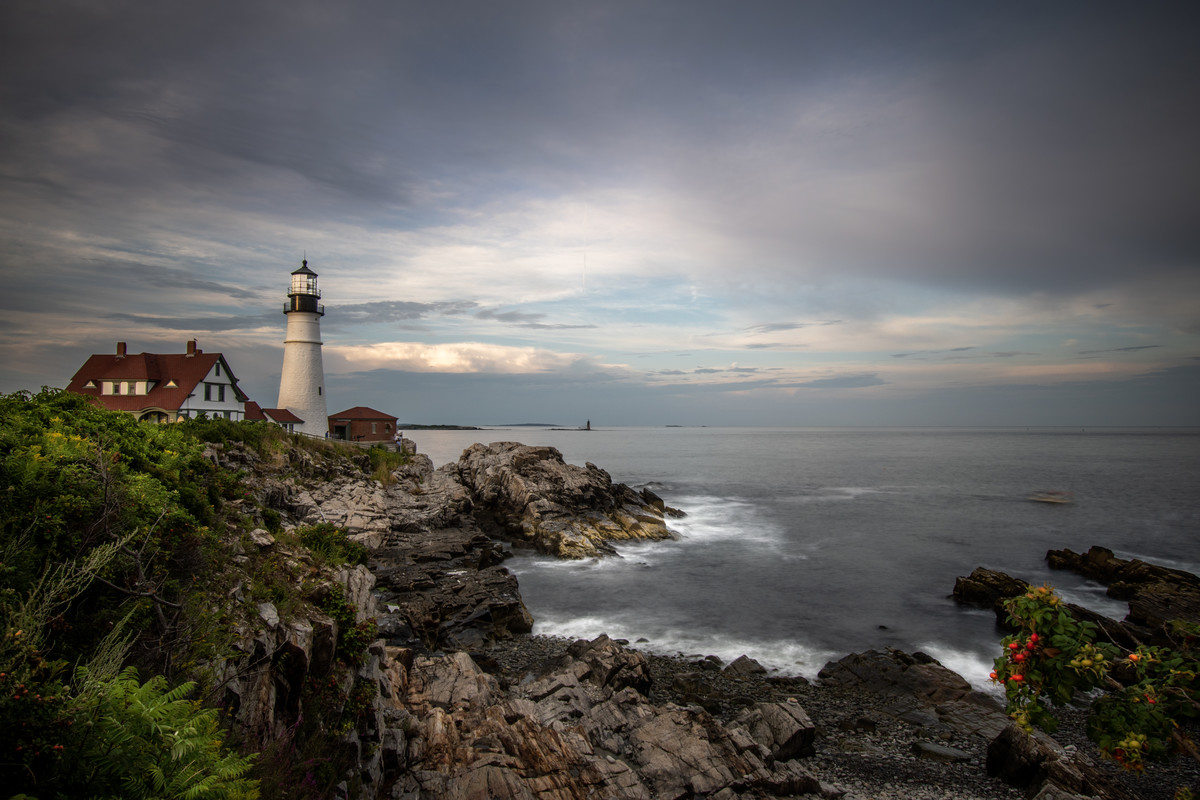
<box><xmin>116</xmin><ymin>341</ymin><xmax>127</xmax><ymax>357</ymax></box>
<box><xmin>186</xmin><ymin>339</ymin><xmax>197</xmax><ymax>357</ymax></box>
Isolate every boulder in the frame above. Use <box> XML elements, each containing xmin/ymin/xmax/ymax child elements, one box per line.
<box><xmin>733</xmin><ymin>700</ymin><xmax>816</xmax><ymax>761</ymax></box>
<box><xmin>818</xmin><ymin>648</ymin><xmax>1009</xmax><ymax>743</ymax></box>
<box><xmin>818</xmin><ymin>648</ymin><xmax>972</xmax><ymax>704</ymax></box>
<box><xmin>952</xmin><ymin>566</ymin><xmax>1029</xmax><ymax>618</ymax></box>
<box><xmin>249</xmin><ymin>527</ymin><xmax>276</xmax><ymax>548</ymax></box>
<box><xmin>565</xmin><ymin>633</ymin><xmax>654</xmax><ymax>695</ymax></box>
<box><xmin>987</xmin><ymin>722</ymin><xmax>1137</xmax><ymax>800</ymax></box>
<box><xmin>455</xmin><ymin>442</ymin><xmax>679</xmax><ymax>558</ymax></box>
<box><xmin>724</xmin><ymin>654</ymin><xmax>768</xmax><ymax>676</ymax></box>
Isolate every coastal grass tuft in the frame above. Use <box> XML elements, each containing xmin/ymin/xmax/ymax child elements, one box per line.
<box><xmin>295</xmin><ymin>523</ymin><xmax>369</xmax><ymax>567</ymax></box>
<box><xmin>367</xmin><ymin>442</ymin><xmax>407</xmax><ymax>485</ymax></box>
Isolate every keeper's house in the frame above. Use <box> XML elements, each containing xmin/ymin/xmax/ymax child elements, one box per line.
<box><xmin>328</xmin><ymin>406</ymin><xmax>398</xmax><ymax>442</ymax></box>
<box><xmin>66</xmin><ymin>340</ymin><xmax>253</xmax><ymax>423</ymax></box>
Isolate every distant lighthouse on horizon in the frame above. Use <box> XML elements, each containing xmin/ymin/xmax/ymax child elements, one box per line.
<box><xmin>277</xmin><ymin>259</ymin><xmax>328</xmax><ymax>437</ymax></box>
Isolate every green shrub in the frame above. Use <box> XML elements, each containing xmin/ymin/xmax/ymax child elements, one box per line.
<box><xmin>992</xmin><ymin>585</ymin><xmax>1200</xmax><ymax>772</ymax></box>
<box><xmin>295</xmin><ymin>523</ymin><xmax>369</xmax><ymax>566</ymax></box>
<box><xmin>314</xmin><ymin>583</ymin><xmax>378</xmax><ymax>666</ymax></box>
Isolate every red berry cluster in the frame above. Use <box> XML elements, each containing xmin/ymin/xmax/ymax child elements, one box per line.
<box><xmin>991</xmin><ymin>632</ymin><xmax>1039</xmax><ymax>684</ymax></box>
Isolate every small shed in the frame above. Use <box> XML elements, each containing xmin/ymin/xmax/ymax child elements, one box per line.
<box><xmin>327</xmin><ymin>406</ymin><xmax>399</xmax><ymax>442</ymax></box>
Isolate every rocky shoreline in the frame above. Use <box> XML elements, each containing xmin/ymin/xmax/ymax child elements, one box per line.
<box><xmin>216</xmin><ymin>437</ymin><xmax>1198</xmax><ymax>799</ymax></box>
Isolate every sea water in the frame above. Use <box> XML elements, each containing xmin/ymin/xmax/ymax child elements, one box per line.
<box><xmin>409</xmin><ymin>427</ymin><xmax>1200</xmax><ymax>688</ymax></box>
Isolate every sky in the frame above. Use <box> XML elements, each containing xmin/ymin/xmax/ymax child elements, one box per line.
<box><xmin>1</xmin><ymin>1</ymin><xmax>1198</xmax><ymax>426</ymax></box>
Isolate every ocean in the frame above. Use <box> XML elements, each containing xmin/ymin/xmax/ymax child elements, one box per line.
<box><xmin>410</xmin><ymin>427</ymin><xmax>1200</xmax><ymax>688</ymax></box>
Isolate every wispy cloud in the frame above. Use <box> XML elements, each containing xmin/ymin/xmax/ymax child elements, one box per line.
<box><xmin>1077</xmin><ymin>345</ymin><xmax>1162</xmax><ymax>355</ymax></box>
<box><xmin>475</xmin><ymin>308</ymin><xmax>597</xmax><ymax>330</ymax></box>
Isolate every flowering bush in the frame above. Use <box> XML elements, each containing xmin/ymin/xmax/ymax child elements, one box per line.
<box><xmin>992</xmin><ymin>584</ymin><xmax>1199</xmax><ymax>771</ymax></box>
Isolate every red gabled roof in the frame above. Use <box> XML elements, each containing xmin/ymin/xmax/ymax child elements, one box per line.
<box><xmin>66</xmin><ymin>347</ymin><xmax>247</xmax><ymax>413</ymax></box>
<box><xmin>327</xmin><ymin>406</ymin><xmax>396</xmax><ymax>421</ymax></box>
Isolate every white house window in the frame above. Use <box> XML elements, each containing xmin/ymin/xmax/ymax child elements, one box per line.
<box><xmin>204</xmin><ymin>383</ymin><xmax>225</xmax><ymax>402</ymax></box>
<box><xmin>113</xmin><ymin>382</ymin><xmax>122</xmax><ymax>395</ymax></box>
<box><xmin>215</xmin><ymin>363</ymin><xmax>222</xmax><ymax>377</ymax></box>
<box><xmin>371</xmin><ymin>422</ymin><xmax>378</xmax><ymax>434</ymax></box>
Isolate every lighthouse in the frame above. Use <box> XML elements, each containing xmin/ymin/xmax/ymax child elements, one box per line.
<box><xmin>277</xmin><ymin>259</ymin><xmax>328</xmax><ymax>437</ymax></box>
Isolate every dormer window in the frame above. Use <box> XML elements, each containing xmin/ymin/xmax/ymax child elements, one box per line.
<box><xmin>84</xmin><ymin>380</ymin><xmax>96</xmax><ymax>389</ymax></box>
<box><xmin>165</xmin><ymin>380</ymin><xmax>178</xmax><ymax>388</ymax></box>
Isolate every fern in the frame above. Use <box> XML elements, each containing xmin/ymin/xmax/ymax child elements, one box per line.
<box><xmin>77</xmin><ymin>667</ymin><xmax>259</xmax><ymax>800</ymax></box>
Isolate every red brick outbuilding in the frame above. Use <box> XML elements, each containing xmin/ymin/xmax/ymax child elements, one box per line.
<box><xmin>327</xmin><ymin>406</ymin><xmax>398</xmax><ymax>442</ymax></box>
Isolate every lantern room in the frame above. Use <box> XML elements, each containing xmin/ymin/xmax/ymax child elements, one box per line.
<box><xmin>286</xmin><ymin>259</ymin><xmax>324</xmax><ymax>315</ymax></box>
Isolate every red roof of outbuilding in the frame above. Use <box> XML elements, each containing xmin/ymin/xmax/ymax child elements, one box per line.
<box><xmin>246</xmin><ymin>401</ymin><xmax>304</xmax><ymax>424</ymax></box>
<box><xmin>66</xmin><ymin>347</ymin><xmax>247</xmax><ymax>413</ymax></box>
<box><xmin>327</xmin><ymin>406</ymin><xmax>396</xmax><ymax>421</ymax></box>
<box><xmin>264</xmin><ymin>408</ymin><xmax>303</xmax><ymax>423</ymax></box>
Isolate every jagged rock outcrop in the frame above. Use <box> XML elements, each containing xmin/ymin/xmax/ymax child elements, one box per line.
<box><xmin>953</xmin><ymin>567</ymin><xmax>1030</xmax><ymax>619</ymax></box>
<box><xmin>212</xmin><ymin>560</ymin><xmax>379</xmax><ymax>742</ymax></box>
<box><xmin>383</xmin><ymin>456</ymin><xmax>477</xmax><ymax>536</ymax></box>
<box><xmin>372</xmin><ymin>525</ymin><xmax>533</xmax><ymax>651</ymax></box>
<box><xmin>386</xmin><ymin>634</ymin><xmax>840</xmax><ymax>800</ymax></box>
<box><xmin>957</xmin><ymin>548</ymin><xmax>1200</xmax><ymax>650</ymax></box>
<box><xmin>455</xmin><ymin>442</ymin><xmax>680</xmax><ymax>558</ymax></box>
<box><xmin>1047</xmin><ymin>545</ymin><xmax>1200</xmax><ymax>641</ymax></box>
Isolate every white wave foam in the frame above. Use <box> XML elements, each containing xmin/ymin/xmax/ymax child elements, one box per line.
<box><xmin>918</xmin><ymin>643</ymin><xmax>1003</xmax><ymax>695</ymax></box>
<box><xmin>530</xmin><ymin>610</ymin><xmax>836</xmax><ymax>678</ymax></box>
<box><xmin>669</xmin><ymin>494</ymin><xmax>783</xmax><ymax>546</ymax></box>
<box><xmin>1114</xmin><ymin>549</ymin><xmax>1200</xmax><ymax>578</ymax></box>
<box><xmin>778</xmin><ymin>486</ymin><xmax>894</xmax><ymax>504</ymax></box>
<box><xmin>1055</xmin><ymin>584</ymin><xmax>1129</xmax><ymax>620</ymax></box>
<box><xmin>828</xmin><ymin>487</ymin><xmax>884</xmax><ymax>497</ymax></box>
<box><xmin>508</xmin><ymin>545</ymin><xmax>672</xmax><ymax>576</ymax></box>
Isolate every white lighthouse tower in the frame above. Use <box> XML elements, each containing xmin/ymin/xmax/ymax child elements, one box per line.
<box><xmin>277</xmin><ymin>259</ymin><xmax>328</xmax><ymax>437</ymax></box>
